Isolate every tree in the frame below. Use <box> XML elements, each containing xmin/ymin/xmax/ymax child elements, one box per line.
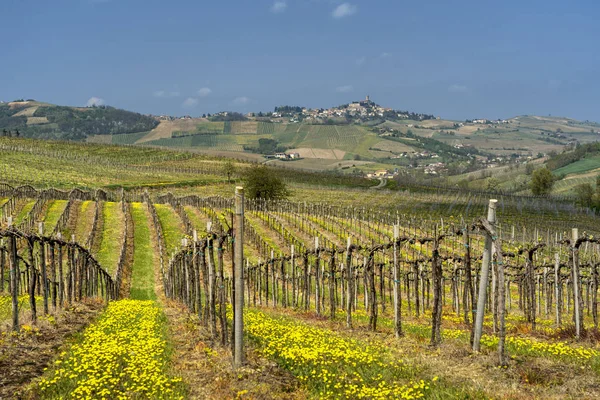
<box><xmin>574</xmin><ymin>183</ymin><xmax>594</xmax><ymax>207</ymax></box>
<box><xmin>222</xmin><ymin>160</ymin><xmax>236</xmax><ymax>183</ymax></box>
<box><xmin>486</xmin><ymin>177</ymin><xmax>499</xmax><ymax>192</ymax></box>
<box><xmin>530</xmin><ymin>167</ymin><xmax>554</xmax><ymax>195</ymax></box>
<box><xmin>243</xmin><ymin>165</ymin><xmax>289</xmax><ymax>200</ymax></box>
<box><xmin>525</xmin><ymin>163</ymin><xmax>535</xmax><ymax>175</ymax></box>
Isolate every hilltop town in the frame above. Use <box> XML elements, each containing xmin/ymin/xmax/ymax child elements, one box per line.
<box><xmin>154</xmin><ymin>96</ymin><xmax>437</xmax><ymax>124</ymax></box>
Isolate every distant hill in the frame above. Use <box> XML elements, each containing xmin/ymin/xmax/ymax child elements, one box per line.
<box><xmin>3</xmin><ymin>99</ymin><xmax>599</xmax><ymax>179</ymax></box>
<box><xmin>0</xmin><ymin>100</ymin><xmax>158</xmax><ymax>140</ymax></box>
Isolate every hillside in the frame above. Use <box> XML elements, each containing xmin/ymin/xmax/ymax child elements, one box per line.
<box><xmin>0</xmin><ymin>100</ymin><xmax>158</xmax><ymax>140</ymax></box>
<box><xmin>442</xmin><ymin>141</ymin><xmax>600</xmax><ymax>198</ymax></box>
<box><xmin>3</xmin><ymin>100</ymin><xmax>600</xmax><ymax>179</ymax></box>
<box><xmin>2</xmin><ymin>135</ymin><xmax>600</xmax><ymax>399</ymax></box>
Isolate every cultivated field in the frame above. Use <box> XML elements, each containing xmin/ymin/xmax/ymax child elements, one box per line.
<box><xmin>1</xmin><ymin>137</ymin><xmax>600</xmax><ymax>399</ymax></box>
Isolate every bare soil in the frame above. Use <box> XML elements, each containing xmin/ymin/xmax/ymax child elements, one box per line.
<box><xmin>0</xmin><ymin>299</ymin><xmax>105</xmax><ymax>399</ymax></box>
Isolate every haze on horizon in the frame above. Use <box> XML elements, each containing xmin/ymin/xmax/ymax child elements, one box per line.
<box><xmin>2</xmin><ymin>0</ymin><xmax>599</xmax><ymax>121</ymax></box>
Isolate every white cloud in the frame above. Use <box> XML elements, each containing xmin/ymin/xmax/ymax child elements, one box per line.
<box><xmin>336</xmin><ymin>85</ymin><xmax>353</xmax><ymax>93</ymax></box>
<box><xmin>153</xmin><ymin>90</ymin><xmax>180</xmax><ymax>98</ymax></box>
<box><xmin>448</xmin><ymin>84</ymin><xmax>468</xmax><ymax>93</ymax></box>
<box><xmin>232</xmin><ymin>96</ymin><xmax>250</xmax><ymax>105</ymax></box>
<box><xmin>182</xmin><ymin>97</ymin><xmax>199</xmax><ymax>108</ymax></box>
<box><xmin>380</xmin><ymin>52</ymin><xmax>392</xmax><ymax>58</ymax></box>
<box><xmin>86</xmin><ymin>96</ymin><xmax>105</xmax><ymax>107</ymax></box>
<box><xmin>355</xmin><ymin>56</ymin><xmax>366</xmax><ymax>66</ymax></box>
<box><xmin>198</xmin><ymin>87</ymin><xmax>212</xmax><ymax>97</ymax></box>
<box><xmin>332</xmin><ymin>3</ymin><xmax>357</xmax><ymax>19</ymax></box>
<box><xmin>270</xmin><ymin>1</ymin><xmax>287</xmax><ymax>13</ymax></box>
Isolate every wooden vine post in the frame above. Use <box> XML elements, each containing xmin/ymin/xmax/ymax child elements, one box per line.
<box><xmin>8</xmin><ymin>218</ymin><xmax>19</xmax><ymax>332</ymax></box>
<box><xmin>473</xmin><ymin>199</ymin><xmax>497</xmax><ymax>352</ymax></box>
<box><xmin>431</xmin><ymin>229</ymin><xmax>442</xmax><ymax>347</ymax></box>
<box><xmin>39</xmin><ymin>222</ymin><xmax>49</xmax><ymax>315</ymax></box>
<box><xmin>345</xmin><ymin>236</ymin><xmax>353</xmax><ymax>329</ymax></box>
<box><xmin>479</xmin><ymin>217</ymin><xmax>508</xmax><ymax>366</ymax></box>
<box><xmin>393</xmin><ymin>225</ymin><xmax>403</xmax><ymax>337</ymax></box>
<box><xmin>233</xmin><ymin>186</ymin><xmax>245</xmax><ymax>368</ymax></box>
<box><xmin>554</xmin><ymin>253</ymin><xmax>561</xmax><ymax>327</ymax></box>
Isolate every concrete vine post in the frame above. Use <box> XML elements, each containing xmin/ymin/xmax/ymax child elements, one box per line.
<box><xmin>572</xmin><ymin>228</ymin><xmax>581</xmax><ymax>339</ymax></box>
<box><xmin>233</xmin><ymin>186</ymin><xmax>245</xmax><ymax>368</ymax></box>
<box><xmin>473</xmin><ymin>199</ymin><xmax>497</xmax><ymax>352</ymax></box>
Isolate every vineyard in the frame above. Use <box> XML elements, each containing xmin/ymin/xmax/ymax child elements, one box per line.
<box><xmin>1</xmin><ymin>179</ymin><xmax>600</xmax><ymax>399</ymax></box>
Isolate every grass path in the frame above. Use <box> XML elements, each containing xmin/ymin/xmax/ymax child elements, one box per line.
<box><xmin>96</xmin><ymin>201</ymin><xmax>125</xmax><ymax>275</ymax></box>
<box><xmin>130</xmin><ymin>202</ymin><xmax>156</xmax><ymax>301</ymax></box>
<box><xmin>154</xmin><ymin>204</ymin><xmax>185</xmax><ymax>254</ymax></box>
<box><xmin>41</xmin><ymin>200</ymin><xmax>67</xmax><ymax>232</ymax></box>
<box><xmin>73</xmin><ymin>200</ymin><xmax>94</xmax><ymax>242</ymax></box>
<box><xmin>14</xmin><ymin>200</ymin><xmax>35</xmax><ymax>225</ymax></box>
<box><xmin>32</xmin><ymin>202</ymin><xmax>186</xmax><ymax>399</ymax></box>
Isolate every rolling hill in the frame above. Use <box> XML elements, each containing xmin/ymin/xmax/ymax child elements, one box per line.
<box><xmin>0</xmin><ymin>100</ymin><xmax>158</xmax><ymax>140</ymax></box>
<box><xmin>2</xmin><ymin>100</ymin><xmax>600</xmax><ymax>184</ymax></box>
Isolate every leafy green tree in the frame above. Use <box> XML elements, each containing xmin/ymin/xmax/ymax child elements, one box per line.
<box><xmin>525</xmin><ymin>163</ymin><xmax>535</xmax><ymax>175</ymax></box>
<box><xmin>530</xmin><ymin>167</ymin><xmax>554</xmax><ymax>195</ymax></box>
<box><xmin>574</xmin><ymin>183</ymin><xmax>594</xmax><ymax>207</ymax></box>
<box><xmin>486</xmin><ymin>177</ymin><xmax>499</xmax><ymax>192</ymax></box>
<box><xmin>222</xmin><ymin>160</ymin><xmax>236</xmax><ymax>183</ymax></box>
<box><xmin>243</xmin><ymin>165</ymin><xmax>289</xmax><ymax>200</ymax></box>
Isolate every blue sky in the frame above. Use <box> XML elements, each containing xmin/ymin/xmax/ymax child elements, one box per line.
<box><xmin>2</xmin><ymin>0</ymin><xmax>599</xmax><ymax>121</ymax></box>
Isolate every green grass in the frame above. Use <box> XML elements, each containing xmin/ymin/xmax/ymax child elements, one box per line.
<box><xmin>130</xmin><ymin>203</ymin><xmax>156</xmax><ymax>300</ymax></box>
<box><xmin>554</xmin><ymin>155</ymin><xmax>600</xmax><ymax>176</ymax></box>
<box><xmin>42</xmin><ymin>200</ymin><xmax>68</xmax><ymax>232</ymax></box>
<box><xmin>0</xmin><ymin>295</ymin><xmax>43</xmax><ymax>324</ymax></box>
<box><xmin>111</xmin><ymin>131</ymin><xmax>150</xmax><ymax>145</ymax></box>
<box><xmin>0</xmin><ymin>137</ymin><xmax>221</xmax><ymax>189</ymax></box>
<box><xmin>145</xmin><ymin>135</ymin><xmax>244</xmax><ymax>152</ymax></box>
<box><xmin>96</xmin><ymin>202</ymin><xmax>124</xmax><ymax>275</ymax></box>
<box><xmin>73</xmin><ymin>201</ymin><xmax>92</xmax><ymax>241</ymax></box>
<box><xmin>154</xmin><ymin>204</ymin><xmax>185</xmax><ymax>255</ymax></box>
<box><xmin>14</xmin><ymin>201</ymin><xmax>36</xmax><ymax>225</ymax></box>
<box><xmin>183</xmin><ymin>206</ymin><xmax>208</xmax><ymax>234</ymax></box>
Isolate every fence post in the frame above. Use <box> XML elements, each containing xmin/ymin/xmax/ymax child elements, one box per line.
<box><xmin>572</xmin><ymin>228</ymin><xmax>581</xmax><ymax>339</ymax></box>
<box><xmin>9</xmin><ymin>226</ymin><xmax>19</xmax><ymax>332</ymax></box>
<box><xmin>39</xmin><ymin>223</ymin><xmax>49</xmax><ymax>315</ymax></box>
<box><xmin>473</xmin><ymin>199</ymin><xmax>497</xmax><ymax>352</ymax></box>
<box><xmin>233</xmin><ymin>186</ymin><xmax>245</xmax><ymax>368</ymax></box>
<box><xmin>346</xmin><ymin>236</ymin><xmax>353</xmax><ymax>329</ymax></box>
<box><xmin>393</xmin><ymin>225</ymin><xmax>402</xmax><ymax>337</ymax></box>
<box><xmin>554</xmin><ymin>253</ymin><xmax>561</xmax><ymax>327</ymax></box>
